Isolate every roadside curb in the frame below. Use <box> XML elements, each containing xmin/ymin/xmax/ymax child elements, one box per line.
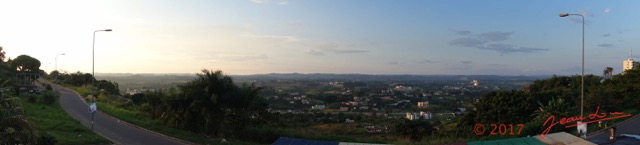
<box><xmin>57</xmin><ymin>84</ymin><xmax>197</xmax><ymax>145</ymax></box>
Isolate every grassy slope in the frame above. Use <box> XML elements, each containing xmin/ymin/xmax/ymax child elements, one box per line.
<box><xmin>23</xmin><ymin>96</ymin><xmax>111</xmax><ymax>144</ymax></box>
<box><xmin>98</xmin><ymin>102</ymin><xmax>263</xmax><ymax>145</ymax></box>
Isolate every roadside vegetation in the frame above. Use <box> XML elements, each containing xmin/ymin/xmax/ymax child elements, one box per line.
<box><xmin>22</xmin><ymin>89</ymin><xmax>110</xmax><ymax>144</ymax></box>
<box><xmin>0</xmin><ymin>47</ymin><xmax>110</xmax><ymax>145</ymax></box>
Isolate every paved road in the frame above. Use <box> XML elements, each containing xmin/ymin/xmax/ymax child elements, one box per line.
<box><xmin>587</xmin><ymin>113</ymin><xmax>640</xmax><ymax>144</ymax></box>
<box><xmin>53</xmin><ymin>83</ymin><xmax>187</xmax><ymax>145</ymax></box>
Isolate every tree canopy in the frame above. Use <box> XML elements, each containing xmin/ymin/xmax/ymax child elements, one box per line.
<box><xmin>11</xmin><ymin>55</ymin><xmax>40</xmax><ymax>72</ymax></box>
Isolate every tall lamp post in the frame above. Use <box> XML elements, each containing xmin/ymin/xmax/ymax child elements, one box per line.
<box><xmin>560</xmin><ymin>13</ymin><xmax>585</xmax><ymax>137</ymax></box>
<box><xmin>91</xmin><ymin>29</ymin><xmax>112</xmax><ymax>131</ymax></box>
<box><xmin>55</xmin><ymin>53</ymin><xmax>65</xmax><ymax>72</ymax></box>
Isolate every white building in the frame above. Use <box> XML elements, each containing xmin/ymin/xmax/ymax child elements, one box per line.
<box><xmin>623</xmin><ymin>58</ymin><xmax>635</xmax><ymax>72</ymax></box>
<box><xmin>311</xmin><ymin>105</ymin><xmax>325</xmax><ymax>110</ymax></box>
<box><xmin>417</xmin><ymin>101</ymin><xmax>429</xmax><ymax>108</ymax></box>
<box><xmin>406</xmin><ymin>112</ymin><xmax>432</xmax><ymax>120</ymax></box>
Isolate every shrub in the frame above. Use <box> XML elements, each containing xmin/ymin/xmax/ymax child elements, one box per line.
<box><xmin>37</xmin><ymin>132</ymin><xmax>58</xmax><ymax>145</ymax></box>
<box><xmin>40</xmin><ymin>91</ymin><xmax>58</xmax><ymax>105</ymax></box>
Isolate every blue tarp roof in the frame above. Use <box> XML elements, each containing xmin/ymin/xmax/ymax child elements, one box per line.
<box><xmin>272</xmin><ymin>137</ymin><xmax>339</xmax><ymax>145</ymax></box>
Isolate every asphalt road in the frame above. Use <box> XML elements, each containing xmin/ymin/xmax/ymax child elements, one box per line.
<box><xmin>587</xmin><ymin>113</ymin><xmax>640</xmax><ymax>144</ymax></box>
<box><xmin>53</xmin><ymin>83</ymin><xmax>187</xmax><ymax>145</ymax></box>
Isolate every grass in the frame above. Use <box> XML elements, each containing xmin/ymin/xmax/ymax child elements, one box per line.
<box><xmin>96</xmin><ymin>102</ymin><xmax>270</xmax><ymax>145</ymax></box>
<box><xmin>22</xmin><ymin>94</ymin><xmax>111</xmax><ymax>145</ymax></box>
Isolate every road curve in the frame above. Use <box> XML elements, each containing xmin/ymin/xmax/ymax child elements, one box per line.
<box><xmin>587</xmin><ymin>113</ymin><xmax>640</xmax><ymax>144</ymax></box>
<box><xmin>54</xmin><ymin>83</ymin><xmax>188</xmax><ymax>145</ymax></box>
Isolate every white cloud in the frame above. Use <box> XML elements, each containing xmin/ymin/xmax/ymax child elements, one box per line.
<box><xmin>241</xmin><ymin>33</ymin><xmax>300</xmax><ymax>42</ymax></box>
<box><xmin>251</xmin><ymin>0</ymin><xmax>267</xmax><ymax>4</ymax></box>
<box><xmin>305</xmin><ymin>49</ymin><xmax>325</xmax><ymax>56</ymax></box>
<box><xmin>604</xmin><ymin>8</ymin><xmax>610</xmax><ymax>13</ymax></box>
<box><xmin>278</xmin><ymin>1</ymin><xmax>289</xmax><ymax>5</ymax></box>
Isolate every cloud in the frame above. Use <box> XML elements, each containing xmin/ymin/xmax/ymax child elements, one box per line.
<box><xmin>313</xmin><ymin>43</ymin><xmax>370</xmax><ymax>54</ymax></box>
<box><xmin>449</xmin><ymin>37</ymin><xmax>487</xmax><ymax>47</ymax></box>
<box><xmin>478</xmin><ymin>43</ymin><xmax>549</xmax><ymax>54</ymax></box>
<box><xmin>327</xmin><ymin>49</ymin><xmax>369</xmax><ymax>54</ymax></box>
<box><xmin>461</xmin><ymin>61</ymin><xmax>472</xmax><ymax>64</ymax></box>
<box><xmin>206</xmin><ymin>53</ymin><xmax>269</xmax><ymax>61</ymax></box>
<box><xmin>241</xmin><ymin>33</ymin><xmax>299</xmax><ymax>42</ymax></box>
<box><xmin>602</xmin><ymin>34</ymin><xmax>611</xmax><ymax>37</ymax></box>
<box><xmin>417</xmin><ymin>60</ymin><xmax>439</xmax><ymax>64</ymax></box>
<box><xmin>251</xmin><ymin>0</ymin><xmax>267</xmax><ymax>4</ymax></box>
<box><xmin>305</xmin><ymin>49</ymin><xmax>325</xmax><ymax>56</ymax></box>
<box><xmin>449</xmin><ymin>29</ymin><xmax>471</xmax><ymax>35</ymax></box>
<box><xmin>278</xmin><ymin>1</ymin><xmax>289</xmax><ymax>5</ymax></box>
<box><xmin>449</xmin><ymin>31</ymin><xmax>548</xmax><ymax>54</ymax></box>
<box><xmin>478</xmin><ymin>31</ymin><xmax>513</xmax><ymax>42</ymax></box>
<box><xmin>488</xmin><ymin>64</ymin><xmax>508</xmax><ymax>67</ymax></box>
<box><xmin>604</xmin><ymin>8</ymin><xmax>610</xmax><ymax>13</ymax></box>
<box><xmin>388</xmin><ymin>61</ymin><xmax>400</xmax><ymax>65</ymax></box>
<box><xmin>597</xmin><ymin>43</ymin><xmax>615</xmax><ymax>48</ymax></box>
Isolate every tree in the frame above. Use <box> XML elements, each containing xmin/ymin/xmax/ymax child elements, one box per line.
<box><xmin>10</xmin><ymin>55</ymin><xmax>40</xmax><ymax>72</ymax></box>
<box><xmin>0</xmin><ymin>46</ymin><xmax>5</xmax><ymax>62</ymax></box>
<box><xmin>394</xmin><ymin>119</ymin><xmax>434</xmax><ymax>141</ymax></box>
<box><xmin>531</xmin><ymin>97</ymin><xmax>570</xmax><ymax>121</ymax></box>
<box><xmin>0</xmin><ymin>97</ymin><xmax>38</xmax><ymax>144</ymax></box>
<box><xmin>161</xmin><ymin>69</ymin><xmax>268</xmax><ymax>136</ymax></box>
<box><xmin>96</xmin><ymin>80</ymin><xmax>120</xmax><ymax>95</ymax></box>
<box><xmin>603</xmin><ymin>67</ymin><xmax>613</xmax><ymax>80</ymax></box>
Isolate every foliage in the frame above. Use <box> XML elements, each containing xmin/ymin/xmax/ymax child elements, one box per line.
<box><xmin>0</xmin><ymin>97</ymin><xmax>38</xmax><ymax>144</ymax></box>
<box><xmin>0</xmin><ymin>46</ymin><xmax>5</xmax><ymax>62</ymax></box>
<box><xmin>39</xmin><ymin>90</ymin><xmax>59</xmax><ymax>105</ymax></box>
<box><xmin>51</xmin><ymin>71</ymin><xmax>95</xmax><ymax>86</ymax></box>
<box><xmin>22</xmin><ymin>93</ymin><xmax>110</xmax><ymax>144</ymax></box>
<box><xmin>37</xmin><ymin>132</ymin><xmax>58</xmax><ymax>145</ymax></box>
<box><xmin>96</xmin><ymin>80</ymin><xmax>120</xmax><ymax>95</ymax></box>
<box><xmin>393</xmin><ymin>119</ymin><xmax>434</xmax><ymax>141</ymax></box>
<box><xmin>10</xmin><ymin>55</ymin><xmax>40</xmax><ymax>72</ymax></box>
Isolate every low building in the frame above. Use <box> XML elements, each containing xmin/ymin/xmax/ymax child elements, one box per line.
<box><xmin>311</xmin><ymin>105</ymin><xmax>326</xmax><ymax>110</ymax></box>
<box><xmin>417</xmin><ymin>101</ymin><xmax>429</xmax><ymax>108</ymax></box>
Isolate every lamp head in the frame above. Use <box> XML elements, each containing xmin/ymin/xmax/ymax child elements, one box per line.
<box><xmin>559</xmin><ymin>13</ymin><xmax>570</xmax><ymax>17</ymax></box>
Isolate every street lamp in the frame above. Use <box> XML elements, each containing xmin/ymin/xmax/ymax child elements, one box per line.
<box><xmin>93</xmin><ymin>29</ymin><xmax>112</xmax><ymax>88</ymax></box>
<box><xmin>55</xmin><ymin>53</ymin><xmax>65</xmax><ymax>72</ymax></box>
<box><xmin>560</xmin><ymin>13</ymin><xmax>585</xmax><ymax>137</ymax></box>
<box><xmin>91</xmin><ymin>29</ymin><xmax>112</xmax><ymax>131</ymax></box>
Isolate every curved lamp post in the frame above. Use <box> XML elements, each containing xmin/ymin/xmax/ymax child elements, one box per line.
<box><xmin>55</xmin><ymin>53</ymin><xmax>65</xmax><ymax>71</ymax></box>
<box><xmin>91</xmin><ymin>29</ymin><xmax>112</xmax><ymax>131</ymax></box>
<box><xmin>560</xmin><ymin>13</ymin><xmax>585</xmax><ymax>138</ymax></box>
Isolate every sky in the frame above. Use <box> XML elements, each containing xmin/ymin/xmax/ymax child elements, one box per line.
<box><xmin>1</xmin><ymin>0</ymin><xmax>639</xmax><ymax>75</ymax></box>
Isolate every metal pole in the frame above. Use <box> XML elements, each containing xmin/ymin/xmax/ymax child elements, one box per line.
<box><xmin>55</xmin><ymin>56</ymin><xmax>58</xmax><ymax>71</ymax></box>
<box><xmin>91</xmin><ymin>112</ymin><xmax>94</xmax><ymax>130</ymax></box>
<box><xmin>580</xmin><ymin>14</ymin><xmax>584</xmax><ymax>119</ymax></box>
<box><xmin>92</xmin><ymin>31</ymin><xmax>96</xmax><ymax>95</ymax></box>
<box><xmin>91</xmin><ymin>30</ymin><xmax>97</xmax><ymax>131</ymax></box>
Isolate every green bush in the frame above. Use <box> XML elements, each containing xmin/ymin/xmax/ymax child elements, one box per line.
<box><xmin>40</xmin><ymin>91</ymin><xmax>58</xmax><ymax>105</ymax></box>
<box><xmin>37</xmin><ymin>132</ymin><xmax>58</xmax><ymax>145</ymax></box>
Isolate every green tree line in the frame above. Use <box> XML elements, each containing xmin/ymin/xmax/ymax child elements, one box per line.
<box><xmin>459</xmin><ymin>68</ymin><xmax>640</xmax><ymax>138</ymax></box>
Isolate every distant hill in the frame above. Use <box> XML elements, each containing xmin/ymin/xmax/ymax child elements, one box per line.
<box><xmin>95</xmin><ymin>73</ymin><xmax>550</xmax><ymax>91</ymax></box>
<box><xmin>231</xmin><ymin>73</ymin><xmax>551</xmax><ymax>81</ymax></box>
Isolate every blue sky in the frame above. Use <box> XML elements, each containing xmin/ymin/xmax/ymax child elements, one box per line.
<box><xmin>0</xmin><ymin>0</ymin><xmax>638</xmax><ymax>75</ymax></box>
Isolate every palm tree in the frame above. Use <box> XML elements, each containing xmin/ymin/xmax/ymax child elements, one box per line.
<box><xmin>532</xmin><ymin>97</ymin><xmax>570</xmax><ymax>121</ymax></box>
<box><xmin>603</xmin><ymin>67</ymin><xmax>613</xmax><ymax>80</ymax></box>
